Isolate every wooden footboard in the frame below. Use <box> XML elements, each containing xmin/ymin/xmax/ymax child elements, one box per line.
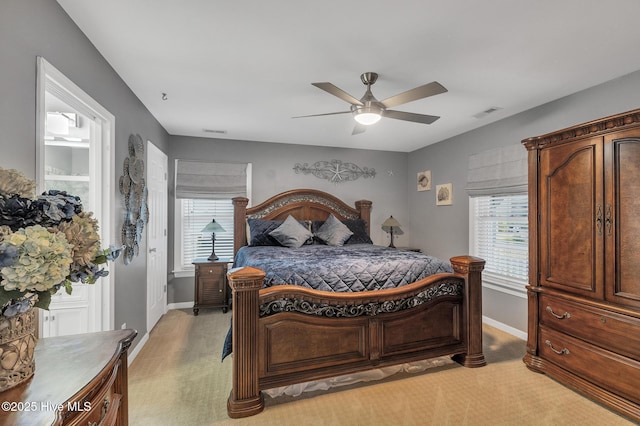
<box><xmin>227</xmin><ymin>255</ymin><xmax>485</xmax><ymax>418</ymax></box>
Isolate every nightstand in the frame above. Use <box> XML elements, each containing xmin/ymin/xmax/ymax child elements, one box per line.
<box><xmin>192</xmin><ymin>258</ymin><xmax>230</xmax><ymax>315</ymax></box>
<box><xmin>397</xmin><ymin>246</ymin><xmax>422</xmax><ymax>253</ymax></box>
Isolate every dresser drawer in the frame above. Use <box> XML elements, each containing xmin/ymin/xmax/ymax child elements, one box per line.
<box><xmin>540</xmin><ymin>294</ymin><xmax>640</xmax><ymax>360</ymax></box>
<box><xmin>539</xmin><ymin>326</ymin><xmax>640</xmax><ymax>405</ymax></box>
<box><xmin>65</xmin><ymin>358</ymin><xmax>120</xmax><ymax>425</ymax></box>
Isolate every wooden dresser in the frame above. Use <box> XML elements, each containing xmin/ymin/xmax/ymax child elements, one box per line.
<box><xmin>522</xmin><ymin>108</ymin><xmax>640</xmax><ymax>421</ymax></box>
<box><xmin>0</xmin><ymin>329</ymin><xmax>136</xmax><ymax>425</ymax></box>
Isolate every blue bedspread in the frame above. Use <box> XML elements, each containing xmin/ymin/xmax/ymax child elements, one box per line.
<box><xmin>222</xmin><ymin>245</ymin><xmax>453</xmax><ymax>361</ymax></box>
<box><xmin>233</xmin><ymin>244</ymin><xmax>453</xmax><ymax>292</ymax></box>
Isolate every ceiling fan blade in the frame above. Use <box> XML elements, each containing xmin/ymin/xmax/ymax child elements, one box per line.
<box><xmin>312</xmin><ymin>82</ymin><xmax>364</xmax><ymax>106</ymax></box>
<box><xmin>384</xmin><ymin>110</ymin><xmax>440</xmax><ymax>124</ymax></box>
<box><xmin>381</xmin><ymin>81</ymin><xmax>447</xmax><ymax>108</ymax></box>
<box><xmin>352</xmin><ymin>123</ymin><xmax>367</xmax><ymax>135</ymax></box>
<box><xmin>292</xmin><ymin>111</ymin><xmax>351</xmax><ymax>119</ymax></box>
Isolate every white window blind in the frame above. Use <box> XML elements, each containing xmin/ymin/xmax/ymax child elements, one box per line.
<box><xmin>471</xmin><ymin>194</ymin><xmax>528</xmax><ymax>296</ymax></box>
<box><xmin>466</xmin><ymin>144</ymin><xmax>528</xmax><ymax>197</ymax></box>
<box><xmin>179</xmin><ymin>199</ymin><xmax>234</xmax><ymax>269</ymax></box>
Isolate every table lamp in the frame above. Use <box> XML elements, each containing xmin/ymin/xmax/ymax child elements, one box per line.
<box><xmin>201</xmin><ymin>218</ymin><xmax>226</xmax><ymax>260</ymax></box>
<box><xmin>381</xmin><ymin>215</ymin><xmax>404</xmax><ymax>248</ymax></box>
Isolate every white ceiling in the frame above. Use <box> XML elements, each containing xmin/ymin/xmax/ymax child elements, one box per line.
<box><xmin>57</xmin><ymin>0</ymin><xmax>640</xmax><ymax>153</ymax></box>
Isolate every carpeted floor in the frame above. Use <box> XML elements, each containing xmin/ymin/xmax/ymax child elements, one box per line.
<box><xmin>129</xmin><ymin>309</ymin><xmax>633</xmax><ymax>425</ymax></box>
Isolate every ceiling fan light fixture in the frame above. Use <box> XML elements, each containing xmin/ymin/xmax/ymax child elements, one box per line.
<box><xmin>352</xmin><ymin>105</ymin><xmax>383</xmax><ymax>125</ymax></box>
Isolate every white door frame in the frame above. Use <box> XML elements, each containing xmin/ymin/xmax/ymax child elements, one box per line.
<box><xmin>36</xmin><ymin>57</ymin><xmax>116</xmax><ymax>332</ymax></box>
<box><xmin>146</xmin><ymin>140</ymin><xmax>168</xmax><ymax>332</ymax></box>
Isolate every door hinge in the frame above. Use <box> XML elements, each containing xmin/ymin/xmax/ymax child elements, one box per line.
<box><xmin>164</xmin><ymin>285</ymin><xmax>167</xmax><ymax>293</ymax></box>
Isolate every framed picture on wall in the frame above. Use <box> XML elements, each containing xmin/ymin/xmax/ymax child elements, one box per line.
<box><xmin>436</xmin><ymin>183</ymin><xmax>453</xmax><ymax>205</ymax></box>
<box><xmin>417</xmin><ymin>170</ymin><xmax>431</xmax><ymax>191</ymax></box>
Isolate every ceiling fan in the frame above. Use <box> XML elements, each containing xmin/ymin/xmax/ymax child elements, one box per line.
<box><xmin>293</xmin><ymin>72</ymin><xmax>447</xmax><ymax>135</ymax></box>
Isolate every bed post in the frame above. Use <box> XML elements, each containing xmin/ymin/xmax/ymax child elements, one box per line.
<box><xmin>355</xmin><ymin>200</ymin><xmax>372</xmax><ymax>234</ymax></box>
<box><xmin>450</xmin><ymin>255</ymin><xmax>486</xmax><ymax>368</ymax></box>
<box><xmin>232</xmin><ymin>197</ymin><xmax>249</xmax><ymax>255</ymax></box>
<box><xmin>227</xmin><ymin>266</ymin><xmax>266</xmax><ymax>418</ymax></box>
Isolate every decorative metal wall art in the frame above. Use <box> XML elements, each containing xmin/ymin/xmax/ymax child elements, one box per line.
<box><xmin>119</xmin><ymin>134</ymin><xmax>149</xmax><ymax>264</ymax></box>
<box><xmin>293</xmin><ymin>159</ymin><xmax>376</xmax><ymax>184</ymax></box>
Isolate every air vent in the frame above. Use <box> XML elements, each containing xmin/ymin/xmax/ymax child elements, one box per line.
<box><xmin>473</xmin><ymin>107</ymin><xmax>502</xmax><ymax>119</ymax></box>
<box><xmin>203</xmin><ymin>129</ymin><xmax>227</xmax><ymax>134</ymax></box>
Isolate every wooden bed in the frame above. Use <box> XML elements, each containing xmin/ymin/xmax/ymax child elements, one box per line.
<box><xmin>227</xmin><ymin>189</ymin><xmax>486</xmax><ymax>418</ymax></box>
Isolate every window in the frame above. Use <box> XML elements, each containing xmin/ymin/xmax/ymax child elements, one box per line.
<box><xmin>470</xmin><ymin>194</ymin><xmax>528</xmax><ymax>297</ymax></box>
<box><xmin>173</xmin><ymin>161</ymin><xmax>251</xmax><ymax>276</ymax></box>
<box><xmin>176</xmin><ymin>198</ymin><xmax>234</xmax><ymax>271</ymax></box>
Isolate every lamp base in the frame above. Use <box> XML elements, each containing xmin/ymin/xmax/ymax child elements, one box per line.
<box><xmin>208</xmin><ymin>233</ymin><xmax>219</xmax><ymax>261</ymax></box>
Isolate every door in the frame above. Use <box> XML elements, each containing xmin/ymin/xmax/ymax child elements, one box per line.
<box><xmin>538</xmin><ymin>136</ymin><xmax>604</xmax><ymax>298</ymax></box>
<box><xmin>37</xmin><ymin>57</ymin><xmax>115</xmax><ymax>337</ymax></box>
<box><xmin>604</xmin><ymin>130</ymin><xmax>640</xmax><ymax>308</ymax></box>
<box><xmin>146</xmin><ymin>141</ymin><xmax>168</xmax><ymax>332</ymax></box>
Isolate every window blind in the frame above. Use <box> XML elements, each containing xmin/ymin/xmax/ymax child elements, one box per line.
<box><xmin>180</xmin><ymin>198</ymin><xmax>234</xmax><ymax>268</ymax></box>
<box><xmin>472</xmin><ymin>194</ymin><xmax>528</xmax><ymax>292</ymax></box>
<box><xmin>466</xmin><ymin>144</ymin><xmax>528</xmax><ymax>197</ymax></box>
<box><xmin>175</xmin><ymin>160</ymin><xmax>247</xmax><ymax>199</ymax></box>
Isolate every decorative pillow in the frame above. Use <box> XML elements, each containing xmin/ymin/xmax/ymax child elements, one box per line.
<box><xmin>311</xmin><ymin>218</ymin><xmax>372</xmax><ymax>245</ymax></box>
<box><xmin>342</xmin><ymin>219</ymin><xmax>373</xmax><ymax>244</ymax></box>
<box><xmin>269</xmin><ymin>215</ymin><xmax>314</xmax><ymax>248</ymax></box>
<box><xmin>315</xmin><ymin>214</ymin><xmax>354</xmax><ymax>246</ymax></box>
<box><xmin>247</xmin><ymin>219</ymin><xmax>284</xmax><ymax>246</ymax></box>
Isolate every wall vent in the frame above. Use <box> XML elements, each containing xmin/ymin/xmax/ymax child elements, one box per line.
<box><xmin>203</xmin><ymin>129</ymin><xmax>227</xmax><ymax>134</ymax></box>
<box><xmin>473</xmin><ymin>106</ymin><xmax>502</xmax><ymax>119</ymax></box>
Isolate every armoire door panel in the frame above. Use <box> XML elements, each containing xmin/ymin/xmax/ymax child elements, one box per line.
<box><xmin>539</xmin><ymin>137</ymin><xmax>604</xmax><ymax>297</ymax></box>
<box><xmin>605</xmin><ymin>134</ymin><xmax>640</xmax><ymax>307</ymax></box>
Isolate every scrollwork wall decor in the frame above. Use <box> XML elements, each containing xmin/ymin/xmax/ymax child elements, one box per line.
<box><xmin>293</xmin><ymin>159</ymin><xmax>376</xmax><ymax>184</ymax></box>
<box><xmin>119</xmin><ymin>134</ymin><xmax>149</xmax><ymax>265</ymax></box>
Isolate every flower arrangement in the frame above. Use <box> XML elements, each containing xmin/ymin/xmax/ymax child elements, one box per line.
<box><xmin>0</xmin><ymin>166</ymin><xmax>121</xmax><ymax>317</ymax></box>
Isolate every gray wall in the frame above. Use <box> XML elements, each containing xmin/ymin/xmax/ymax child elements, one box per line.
<box><xmin>0</xmin><ymin>0</ymin><xmax>170</xmax><ymax>348</ymax></box>
<box><xmin>167</xmin><ymin>136</ymin><xmax>408</xmax><ymax>302</ymax></box>
<box><xmin>408</xmin><ymin>69</ymin><xmax>640</xmax><ymax>333</ymax></box>
<box><xmin>3</xmin><ymin>0</ymin><xmax>640</xmax><ymax>342</ymax></box>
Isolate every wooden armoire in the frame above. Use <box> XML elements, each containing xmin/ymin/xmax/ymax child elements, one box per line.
<box><xmin>522</xmin><ymin>108</ymin><xmax>640</xmax><ymax>421</ymax></box>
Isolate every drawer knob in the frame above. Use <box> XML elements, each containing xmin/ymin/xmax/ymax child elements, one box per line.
<box><xmin>545</xmin><ymin>340</ymin><xmax>570</xmax><ymax>356</ymax></box>
<box><xmin>601</xmin><ymin>317</ymin><xmax>606</xmax><ymax>324</ymax></box>
<box><xmin>546</xmin><ymin>306</ymin><xmax>571</xmax><ymax>320</ymax></box>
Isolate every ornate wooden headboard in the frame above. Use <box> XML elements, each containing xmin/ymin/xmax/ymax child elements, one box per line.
<box><xmin>232</xmin><ymin>189</ymin><xmax>372</xmax><ymax>255</ymax></box>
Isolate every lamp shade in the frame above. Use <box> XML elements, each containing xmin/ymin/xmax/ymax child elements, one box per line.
<box><xmin>381</xmin><ymin>215</ymin><xmax>403</xmax><ymax>248</ymax></box>
<box><xmin>201</xmin><ymin>219</ymin><xmax>226</xmax><ymax>233</ymax></box>
<box><xmin>381</xmin><ymin>216</ymin><xmax>402</xmax><ymax>229</ymax></box>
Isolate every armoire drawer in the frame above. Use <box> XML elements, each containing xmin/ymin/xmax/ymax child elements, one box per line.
<box><xmin>540</xmin><ymin>294</ymin><xmax>640</xmax><ymax>360</ymax></box>
<box><xmin>539</xmin><ymin>326</ymin><xmax>640</xmax><ymax>405</ymax></box>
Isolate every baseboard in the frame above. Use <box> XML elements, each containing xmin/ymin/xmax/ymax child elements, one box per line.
<box><xmin>167</xmin><ymin>301</ymin><xmax>193</xmax><ymax>310</ymax></box>
<box><xmin>482</xmin><ymin>316</ymin><xmax>527</xmax><ymax>341</ymax></box>
<box><xmin>128</xmin><ymin>331</ymin><xmax>149</xmax><ymax>366</ymax></box>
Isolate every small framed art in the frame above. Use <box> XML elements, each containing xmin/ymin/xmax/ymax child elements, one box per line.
<box><xmin>436</xmin><ymin>183</ymin><xmax>453</xmax><ymax>206</ymax></box>
<box><xmin>417</xmin><ymin>170</ymin><xmax>431</xmax><ymax>191</ymax></box>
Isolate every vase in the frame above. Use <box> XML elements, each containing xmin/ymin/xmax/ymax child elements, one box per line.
<box><xmin>0</xmin><ymin>308</ymin><xmax>37</xmax><ymax>392</ymax></box>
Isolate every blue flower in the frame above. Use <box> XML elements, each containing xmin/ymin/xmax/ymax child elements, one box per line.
<box><xmin>2</xmin><ymin>298</ymin><xmax>31</xmax><ymax>317</ymax></box>
<box><xmin>0</xmin><ymin>243</ymin><xmax>18</xmax><ymax>267</ymax></box>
